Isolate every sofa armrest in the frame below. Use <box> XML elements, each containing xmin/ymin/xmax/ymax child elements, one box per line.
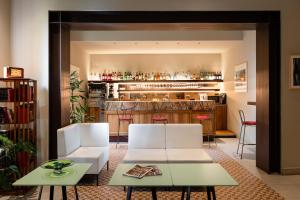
<box><xmin>57</xmin><ymin>124</ymin><xmax>80</xmax><ymax>157</ymax></box>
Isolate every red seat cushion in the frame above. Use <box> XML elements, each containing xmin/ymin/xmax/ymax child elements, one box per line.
<box><xmin>119</xmin><ymin>115</ymin><xmax>133</xmax><ymax>121</ymax></box>
<box><xmin>243</xmin><ymin>121</ymin><xmax>256</xmax><ymax>126</ymax></box>
<box><xmin>194</xmin><ymin>115</ymin><xmax>210</xmax><ymax>121</ymax></box>
<box><xmin>151</xmin><ymin>116</ymin><xmax>168</xmax><ymax>121</ymax></box>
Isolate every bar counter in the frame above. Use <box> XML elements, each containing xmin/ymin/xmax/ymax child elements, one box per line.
<box><xmin>104</xmin><ymin>100</ymin><xmax>216</xmax><ymax>136</ymax></box>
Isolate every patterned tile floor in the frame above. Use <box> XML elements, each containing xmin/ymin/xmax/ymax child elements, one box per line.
<box><xmin>1</xmin><ymin>141</ymin><xmax>285</xmax><ymax>200</ymax></box>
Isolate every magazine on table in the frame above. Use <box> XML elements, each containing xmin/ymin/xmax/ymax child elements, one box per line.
<box><xmin>123</xmin><ymin>165</ymin><xmax>162</xmax><ymax>179</ymax></box>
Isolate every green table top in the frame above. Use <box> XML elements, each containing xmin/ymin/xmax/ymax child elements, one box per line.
<box><xmin>109</xmin><ymin>163</ymin><xmax>238</xmax><ymax>187</ymax></box>
<box><xmin>13</xmin><ymin>163</ymin><xmax>92</xmax><ymax>186</ymax></box>
<box><xmin>109</xmin><ymin>164</ymin><xmax>172</xmax><ymax>187</ymax></box>
<box><xmin>169</xmin><ymin>163</ymin><xmax>238</xmax><ymax>186</ymax></box>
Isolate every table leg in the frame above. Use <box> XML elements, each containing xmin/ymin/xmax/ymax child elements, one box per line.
<box><xmin>126</xmin><ymin>186</ymin><xmax>132</xmax><ymax>200</ymax></box>
<box><xmin>74</xmin><ymin>186</ymin><xmax>79</xmax><ymax>200</ymax></box>
<box><xmin>211</xmin><ymin>186</ymin><xmax>216</xmax><ymax>200</ymax></box>
<box><xmin>186</xmin><ymin>187</ymin><xmax>191</xmax><ymax>200</ymax></box>
<box><xmin>62</xmin><ymin>186</ymin><xmax>67</xmax><ymax>200</ymax></box>
<box><xmin>49</xmin><ymin>186</ymin><xmax>54</xmax><ymax>200</ymax></box>
<box><xmin>181</xmin><ymin>187</ymin><xmax>185</xmax><ymax>200</ymax></box>
<box><xmin>151</xmin><ymin>187</ymin><xmax>157</xmax><ymax>200</ymax></box>
<box><xmin>38</xmin><ymin>186</ymin><xmax>43</xmax><ymax>200</ymax></box>
<box><xmin>206</xmin><ymin>186</ymin><xmax>211</xmax><ymax>200</ymax></box>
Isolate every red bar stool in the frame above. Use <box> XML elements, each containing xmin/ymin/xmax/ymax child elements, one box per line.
<box><xmin>151</xmin><ymin>115</ymin><xmax>168</xmax><ymax>124</ymax></box>
<box><xmin>194</xmin><ymin>114</ymin><xmax>216</xmax><ymax>147</ymax></box>
<box><xmin>151</xmin><ymin>102</ymin><xmax>168</xmax><ymax>124</ymax></box>
<box><xmin>236</xmin><ymin>110</ymin><xmax>256</xmax><ymax>159</ymax></box>
<box><xmin>116</xmin><ymin>103</ymin><xmax>135</xmax><ymax>148</ymax></box>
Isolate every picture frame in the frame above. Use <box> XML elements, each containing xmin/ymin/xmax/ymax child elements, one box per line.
<box><xmin>6</xmin><ymin>67</ymin><xmax>24</xmax><ymax>79</ymax></box>
<box><xmin>289</xmin><ymin>55</ymin><xmax>300</xmax><ymax>89</ymax></box>
<box><xmin>234</xmin><ymin>62</ymin><xmax>247</xmax><ymax>92</ymax></box>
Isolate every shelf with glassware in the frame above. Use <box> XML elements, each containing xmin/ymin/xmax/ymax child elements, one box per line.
<box><xmin>88</xmin><ymin>70</ymin><xmax>223</xmax><ymax>82</ymax></box>
<box><xmin>0</xmin><ymin>78</ymin><xmax>37</xmax><ymax>177</ymax></box>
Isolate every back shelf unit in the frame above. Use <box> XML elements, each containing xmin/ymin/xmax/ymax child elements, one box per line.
<box><xmin>0</xmin><ymin>78</ymin><xmax>37</xmax><ymax>175</ymax></box>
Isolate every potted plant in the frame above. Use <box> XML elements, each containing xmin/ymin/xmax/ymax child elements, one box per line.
<box><xmin>70</xmin><ymin>71</ymin><xmax>93</xmax><ymax>123</ymax></box>
<box><xmin>0</xmin><ymin>135</ymin><xmax>19</xmax><ymax>190</ymax></box>
<box><xmin>15</xmin><ymin>140</ymin><xmax>36</xmax><ymax>175</ymax></box>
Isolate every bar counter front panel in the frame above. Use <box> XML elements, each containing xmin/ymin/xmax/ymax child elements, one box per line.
<box><xmin>104</xmin><ymin>100</ymin><xmax>216</xmax><ymax>136</ymax></box>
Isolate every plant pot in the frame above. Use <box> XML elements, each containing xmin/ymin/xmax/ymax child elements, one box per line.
<box><xmin>16</xmin><ymin>152</ymin><xmax>31</xmax><ymax>175</ymax></box>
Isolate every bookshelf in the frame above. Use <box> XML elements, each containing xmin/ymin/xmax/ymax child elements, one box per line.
<box><xmin>0</xmin><ymin>78</ymin><xmax>37</xmax><ymax>176</ymax></box>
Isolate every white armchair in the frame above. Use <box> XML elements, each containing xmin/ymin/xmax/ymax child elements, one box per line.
<box><xmin>57</xmin><ymin>123</ymin><xmax>109</xmax><ymax>185</ymax></box>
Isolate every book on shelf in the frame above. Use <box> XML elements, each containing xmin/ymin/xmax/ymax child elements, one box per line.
<box><xmin>17</xmin><ymin>107</ymin><xmax>33</xmax><ymax>123</ymax></box>
<box><xmin>123</xmin><ymin>165</ymin><xmax>162</xmax><ymax>179</ymax></box>
<box><xmin>0</xmin><ymin>107</ymin><xmax>14</xmax><ymax>123</ymax></box>
<box><xmin>0</xmin><ymin>88</ymin><xmax>14</xmax><ymax>101</ymax></box>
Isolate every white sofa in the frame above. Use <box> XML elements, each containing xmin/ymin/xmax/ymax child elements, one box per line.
<box><xmin>57</xmin><ymin>123</ymin><xmax>109</xmax><ymax>185</ymax></box>
<box><xmin>123</xmin><ymin>124</ymin><xmax>213</xmax><ymax>163</ymax></box>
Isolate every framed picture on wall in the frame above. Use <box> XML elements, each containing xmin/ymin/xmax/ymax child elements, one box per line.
<box><xmin>234</xmin><ymin>62</ymin><xmax>247</xmax><ymax>92</ymax></box>
<box><xmin>289</xmin><ymin>55</ymin><xmax>300</xmax><ymax>89</ymax></box>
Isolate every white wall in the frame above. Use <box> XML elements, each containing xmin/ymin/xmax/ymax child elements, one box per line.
<box><xmin>90</xmin><ymin>54</ymin><xmax>221</xmax><ymax>75</ymax></box>
<box><xmin>70</xmin><ymin>44</ymin><xmax>90</xmax><ymax>83</ymax></box>
<box><xmin>9</xmin><ymin>0</ymin><xmax>300</xmax><ymax>174</ymax></box>
<box><xmin>222</xmin><ymin>31</ymin><xmax>256</xmax><ymax>144</ymax></box>
<box><xmin>0</xmin><ymin>0</ymin><xmax>11</xmax><ymax>76</ymax></box>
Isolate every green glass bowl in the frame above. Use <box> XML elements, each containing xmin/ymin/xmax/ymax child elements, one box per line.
<box><xmin>41</xmin><ymin>159</ymin><xmax>73</xmax><ymax>170</ymax></box>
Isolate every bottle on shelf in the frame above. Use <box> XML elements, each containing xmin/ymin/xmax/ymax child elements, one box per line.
<box><xmin>102</xmin><ymin>70</ymin><xmax>107</xmax><ymax>81</ymax></box>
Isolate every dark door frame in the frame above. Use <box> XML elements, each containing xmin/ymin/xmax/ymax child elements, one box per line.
<box><xmin>49</xmin><ymin>11</ymin><xmax>280</xmax><ymax>173</ymax></box>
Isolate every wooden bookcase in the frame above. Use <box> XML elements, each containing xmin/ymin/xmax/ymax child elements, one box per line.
<box><xmin>0</xmin><ymin>78</ymin><xmax>37</xmax><ymax>175</ymax></box>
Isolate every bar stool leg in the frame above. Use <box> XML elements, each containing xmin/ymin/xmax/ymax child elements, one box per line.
<box><xmin>214</xmin><ymin>134</ymin><xmax>217</xmax><ymax>146</ymax></box>
<box><xmin>241</xmin><ymin>125</ymin><xmax>246</xmax><ymax>159</ymax></box>
<box><xmin>116</xmin><ymin>119</ymin><xmax>120</xmax><ymax>148</ymax></box>
<box><xmin>236</xmin><ymin>125</ymin><xmax>243</xmax><ymax>154</ymax></box>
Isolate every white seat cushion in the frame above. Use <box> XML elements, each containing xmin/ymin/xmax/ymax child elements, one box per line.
<box><xmin>128</xmin><ymin>124</ymin><xmax>166</xmax><ymax>149</ymax></box>
<box><xmin>166</xmin><ymin>149</ymin><xmax>213</xmax><ymax>163</ymax></box>
<box><xmin>65</xmin><ymin>147</ymin><xmax>109</xmax><ymax>174</ymax></box>
<box><xmin>166</xmin><ymin>124</ymin><xmax>203</xmax><ymax>148</ymax></box>
<box><xmin>123</xmin><ymin>149</ymin><xmax>167</xmax><ymax>163</ymax></box>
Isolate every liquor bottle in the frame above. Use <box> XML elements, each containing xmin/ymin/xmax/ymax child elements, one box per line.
<box><xmin>108</xmin><ymin>70</ymin><xmax>112</xmax><ymax>81</ymax></box>
<box><xmin>102</xmin><ymin>70</ymin><xmax>106</xmax><ymax>81</ymax></box>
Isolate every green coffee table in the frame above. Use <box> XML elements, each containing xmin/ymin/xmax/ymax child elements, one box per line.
<box><xmin>13</xmin><ymin>163</ymin><xmax>91</xmax><ymax>200</ymax></box>
<box><xmin>109</xmin><ymin>163</ymin><xmax>238</xmax><ymax>200</ymax></box>
<box><xmin>109</xmin><ymin>163</ymin><xmax>172</xmax><ymax>200</ymax></box>
<box><xmin>169</xmin><ymin>163</ymin><xmax>238</xmax><ymax>200</ymax></box>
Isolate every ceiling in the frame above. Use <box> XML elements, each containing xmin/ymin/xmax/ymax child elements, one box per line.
<box><xmin>71</xmin><ymin>30</ymin><xmax>251</xmax><ymax>54</ymax></box>
<box><xmin>72</xmin><ymin>40</ymin><xmax>244</xmax><ymax>54</ymax></box>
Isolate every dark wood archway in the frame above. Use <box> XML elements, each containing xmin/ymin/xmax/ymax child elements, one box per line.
<box><xmin>49</xmin><ymin>11</ymin><xmax>280</xmax><ymax>173</ymax></box>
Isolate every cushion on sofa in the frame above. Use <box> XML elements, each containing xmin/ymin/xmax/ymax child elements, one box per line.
<box><xmin>123</xmin><ymin>149</ymin><xmax>167</xmax><ymax>163</ymax></box>
<box><xmin>57</xmin><ymin>124</ymin><xmax>80</xmax><ymax>157</ymax></box>
<box><xmin>65</xmin><ymin>147</ymin><xmax>109</xmax><ymax>174</ymax></box>
<box><xmin>128</xmin><ymin>124</ymin><xmax>166</xmax><ymax>149</ymax></box>
<box><xmin>166</xmin><ymin>124</ymin><xmax>203</xmax><ymax>148</ymax></box>
<box><xmin>79</xmin><ymin>123</ymin><xmax>109</xmax><ymax>147</ymax></box>
<box><xmin>166</xmin><ymin>148</ymin><xmax>213</xmax><ymax>163</ymax></box>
